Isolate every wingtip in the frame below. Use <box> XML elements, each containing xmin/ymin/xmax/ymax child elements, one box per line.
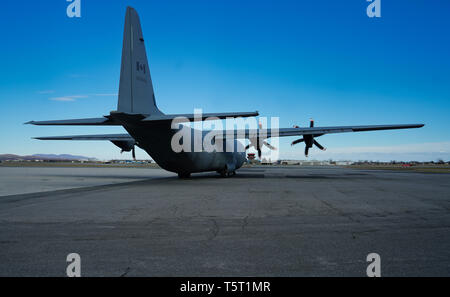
<box><xmin>413</xmin><ymin>124</ymin><xmax>425</xmax><ymax>128</ymax></box>
<box><xmin>24</xmin><ymin>121</ymin><xmax>34</xmax><ymax>125</ymax></box>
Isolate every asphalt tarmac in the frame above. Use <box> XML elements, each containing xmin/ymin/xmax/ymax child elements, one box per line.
<box><xmin>0</xmin><ymin>166</ymin><xmax>449</xmax><ymax>276</ymax></box>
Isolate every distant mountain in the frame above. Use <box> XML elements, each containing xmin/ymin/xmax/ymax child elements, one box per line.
<box><xmin>31</xmin><ymin>154</ymin><xmax>97</xmax><ymax>161</ymax></box>
<box><xmin>0</xmin><ymin>154</ymin><xmax>21</xmax><ymax>161</ymax></box>
<box><xmin>0</xmin><ymin>154</ymin><xmax>97</xmax><ymax>161</ymax></box>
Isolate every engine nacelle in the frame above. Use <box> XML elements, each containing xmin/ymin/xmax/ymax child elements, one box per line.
<box><xmin>111</xmin><ymin>140</ymin><xmax>135</xmax><ymax>152</ymax></box>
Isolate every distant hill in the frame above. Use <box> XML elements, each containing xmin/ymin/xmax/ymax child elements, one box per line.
<box><xmin>0</xmin><ymin>154</ymin><xmax>97</xmax><ymax>161</ymax></box>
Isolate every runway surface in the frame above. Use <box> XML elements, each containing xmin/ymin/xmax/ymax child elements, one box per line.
<box><xmin>0</xmin><ymin>166</ymin><xmax>449</xmax><ymax>276</ymax></box>
<box><xmin>0</xmin><ymin>166</ymin><xmax>174</xmax><ymax>196</ymax></box>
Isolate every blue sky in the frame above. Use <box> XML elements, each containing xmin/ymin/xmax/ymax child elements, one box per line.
<box><xmin>0</xmin><ymin>0</ymin><xmax>449</xmax><ymax>161</ymax></box>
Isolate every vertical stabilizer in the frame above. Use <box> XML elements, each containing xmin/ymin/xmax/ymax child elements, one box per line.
<box><xmin>118</xmin><ymin>7</ymin><xmax>162</xmax><ymax>115</ymax></box>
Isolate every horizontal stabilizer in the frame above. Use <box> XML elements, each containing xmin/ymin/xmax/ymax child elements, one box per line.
<box><xmin>25</xmin><ymin>117</ymin><xmax>121</xmax><ymax>126</ymax></box>
<box><xmin>143</xmin><ymin>111</ymin><xmax>259</xmax><ymax>122</ymax></box>
<box><xmin>34</xmin><ymin>134</ymin><xmax>133</xmax><ymax>141</ymax></box>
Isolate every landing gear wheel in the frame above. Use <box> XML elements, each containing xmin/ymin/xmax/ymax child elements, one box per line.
<box><xmin>218</xmin><ymin>170</ymin><xmax>236</xmax><ymax>177</ymax></box>
<box><xmin>178</xmin><ymin>172</ymin><xmax>191</xmax><ymax>179</ymax></box>
<box><xmin>227</xmin><ymin>171</ymin><xmax>236</xmax><ymax>177</ymax></box>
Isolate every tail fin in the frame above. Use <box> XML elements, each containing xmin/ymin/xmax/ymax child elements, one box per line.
<box><xmin>118</xmin><ymin>7</ymin><xmax>162</xmax><ymax>115</ymax></box>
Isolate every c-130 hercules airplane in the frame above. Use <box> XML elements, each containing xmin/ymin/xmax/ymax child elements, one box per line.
<box><xmin>28</xmin><ymin>7</ymin><xmax>424</xmax><ymax>178</ymax></box>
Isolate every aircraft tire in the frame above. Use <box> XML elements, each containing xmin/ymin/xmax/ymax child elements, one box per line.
<box><xmin>178</xmin><ymin>172</ymin><xmax>191</xmax><ymax>179</ymax></box>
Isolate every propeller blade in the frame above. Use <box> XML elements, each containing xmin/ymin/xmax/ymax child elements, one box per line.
<box><xmin>305</xmin><ymin>146</ymin><xmax>309</xmax><ymax>157</ymax></box>
<box><xmin>132</xmin><ymin>147</ymin><xmax>136</xmax><ymax>160</ymax></box>
<box><xmin>263</xmin><ymin>141</ymin><xmax>277</xmax><ymax>151</ymax></box>
<box><xmin>291</xmin><ymin>138</ymin><xmax>304</xmax><ymax>146</ymax></box>
<box><xmin>245</xmin><ymin>144</ymin><xmax>251</xmax><ymax>150</ymax></box>
<box><xmin>313</xmin><ymin>140</ymin><xmax>326</xmax><ymax>151</ymax></box>
<box><xmin>310</xmin><ymin>118</ymin><xmax>314</xmax><ymax>128</ymax></box>
<box><xmin>257</xmin><ymin>149</ymin><xmax>262</xmax><ymax>159</ymax></box>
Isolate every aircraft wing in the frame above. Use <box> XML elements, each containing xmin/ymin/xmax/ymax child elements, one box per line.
<box><xmin>275</xmin><ymin>123</ymin><xmax>425</xmax><ymax>137</ymax></box>
<box><xmin>143</xmin><ymin>111</ymin><xmax>259</xmax><ymax>122</ymax></box>
<box><xmin>34</xmin><ymin>134</ymin><xmax>134</xmax><ymax>141</ymax></box>
<box><xmin>26</xmin><ymin>117</ymin><xmax>120</xmax><ymax>126</ymax></box>
<box><xmin>34</xmin><ymin>124</ymin><xmax>424</xmax><ymax>141</ymax></box>
<box><xmin>219</xmin><ymin>124</ymin><xmax>425</xmax><ymax>139</ymax></box>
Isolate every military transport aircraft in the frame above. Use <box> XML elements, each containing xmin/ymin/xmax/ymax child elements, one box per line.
<box><xmin>27</xmin><ymin>7</ymin><xmax>424</xmax><ymax>178</ymax></box>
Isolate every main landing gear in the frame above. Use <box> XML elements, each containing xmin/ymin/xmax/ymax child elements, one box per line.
<box><xmin>177</xmin><ymin>172</ymin><xmax>191</xmax><ymax>179</ymax></box>
<box><xmin>218</xmin><ymin>169</ymin><xmax>236</xmax><ymax>178</ymax></box>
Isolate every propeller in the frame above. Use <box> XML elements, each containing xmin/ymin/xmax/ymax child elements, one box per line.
<box><xmin>245</xmin><ymin>122</ymin><xmax>277</xmax><ymax>158</ymax></box>
<box><xmin>245</xmin><ymin>139</ymin><xmax>277</xmax><ymax>158</ymax></box>
<box><xmin>120</xmin><ymin>146</ymin><xmax>136</xmax><ymax>161</ymax></box>
<box><xmin>291</xmin><ymin>119</ymin><xmax>326</xmax><ymax>157</ymax></box>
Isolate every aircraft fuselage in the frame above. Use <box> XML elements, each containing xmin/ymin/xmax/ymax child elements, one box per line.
<box><xmin>118</xmin><ymin>118</ymin><xmax>246</xmax><ymax>175</ymax></box>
